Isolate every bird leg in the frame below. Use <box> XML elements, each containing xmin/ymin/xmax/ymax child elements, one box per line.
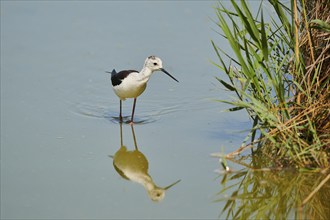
<box><xmin>119</xmin><ymin>100</ymin><xmax>123</xmax><ymax>122</ymax></box>
<box><xmin>130</xmin><ymin>98</ymin><xmax>137</xmax><ymax>124</ymax></box>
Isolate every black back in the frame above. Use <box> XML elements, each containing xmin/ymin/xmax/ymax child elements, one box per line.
<box><xmin>110</xmin><ymin>69</ymin><xmax>138</xmax><ymax>86</ymax></box>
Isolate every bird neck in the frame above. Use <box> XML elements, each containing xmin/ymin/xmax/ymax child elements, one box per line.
<box><xmin>139</xmin><ymin>67</ymin><xmax>154</xmax><ymax>82</ymax></box>
<box><xmin>130</xmin><ymin>172</ymin><xmax>155</xmax><ymax>190</ymax></box>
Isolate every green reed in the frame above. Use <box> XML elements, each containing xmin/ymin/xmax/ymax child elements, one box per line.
<box><xmin>212</xmin><ymin>0</ymin><xmax>330</xmax><ymax>168</ymax></box>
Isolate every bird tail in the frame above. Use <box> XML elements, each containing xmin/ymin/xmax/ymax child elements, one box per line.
<box><xmin>106</xmin><ymin>69</ymin><xmax>117</xmax><ymax>76</ymax></box>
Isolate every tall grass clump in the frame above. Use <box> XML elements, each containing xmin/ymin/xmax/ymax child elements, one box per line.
<box><xmin>212</xmin><ymin>0</ymin><xmax>329</xmax><ymax>169</ymax></box>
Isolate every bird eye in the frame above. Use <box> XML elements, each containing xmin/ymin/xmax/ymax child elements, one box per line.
<box><xmin>153</xmin><ymin>62</ymin><xmax>158</xmax><ymax>66</ymax></box>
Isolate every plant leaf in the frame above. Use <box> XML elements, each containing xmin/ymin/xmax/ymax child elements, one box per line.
<box><xmin>216</xmin><ymin>77</ymin><xmax>236</xmax><ymax>91</ymax></box>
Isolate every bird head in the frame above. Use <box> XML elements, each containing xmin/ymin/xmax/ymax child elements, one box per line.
<box><xmin>144</xmin><ymin>55</ymin><xmax>163</xmax><ymax>71</ymax></box>
<box><xmin>144</xmin><ymin>55</ymin><xmax>179</xmax><ymax>82</ymax></box>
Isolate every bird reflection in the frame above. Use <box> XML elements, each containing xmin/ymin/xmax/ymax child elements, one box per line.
<box><xmin>111</xmin><ymin>123</ymin><xmax>181</xmax><ymax>202</ymax></box>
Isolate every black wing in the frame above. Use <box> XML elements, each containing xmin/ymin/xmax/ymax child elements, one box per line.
<box><xmin>110</xmin><ymin>70</ymin><xmax>138</xmax><ymax>86</ymax></box>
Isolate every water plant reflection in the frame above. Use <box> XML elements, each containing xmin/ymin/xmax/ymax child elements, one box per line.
<box><xmin>110</xmin><ymin>123</ymin><xmax>181</xmax><ymax>202</ymax></box>
<box><xmin>214</xmin><ymin>156</ymin><xmax>330</xmax><ymax>219</ymax></box>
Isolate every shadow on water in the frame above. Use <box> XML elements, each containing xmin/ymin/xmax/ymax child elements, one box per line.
<box><xmin>109</xmin><ymin>123</ymin><xmax>181</xmax><ymax>202</ymax></box>
<box><xmin>213</xmin><ymin>156</ymin><xmax>330</xmax><ymax>219</ymax></box>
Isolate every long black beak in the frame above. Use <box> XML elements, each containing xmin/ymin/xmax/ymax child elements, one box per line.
<box><xmin>163</xmin><ymin>179</ymin><xmax>181</xmax><ymax>190</ymax></box>
<box><xmin>160</xmin><ymin>68</ymin><xmax>179</xmax><ymax>82</ymax></box>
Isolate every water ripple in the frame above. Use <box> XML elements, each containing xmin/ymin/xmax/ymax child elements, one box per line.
<box><xmin>70</xmin><ymin>101</ymin><xmax>158</xmax><ymax>124</ymax></box>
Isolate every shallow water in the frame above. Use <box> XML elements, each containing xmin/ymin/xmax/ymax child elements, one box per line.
<box><xmin>1</xmin><ymin>1</ymin><xmax>312</xmax><ymax>219</ymax></box>
<box><xmin>214</xmin><ymin>158</ymin><xmax>330</xmax><ymax>219</ymax></box>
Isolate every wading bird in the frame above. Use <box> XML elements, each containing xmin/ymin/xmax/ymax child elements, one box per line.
<box><xmin>107</xmin><ymin>56</ymin><xmax>178</xmax><ymax>123</ymax></box>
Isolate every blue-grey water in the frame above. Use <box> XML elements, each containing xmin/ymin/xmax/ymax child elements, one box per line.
<box><xmin>1</xmin><ymin>1</ymin><xmax>252</xmax><ymax>219</ymax></box>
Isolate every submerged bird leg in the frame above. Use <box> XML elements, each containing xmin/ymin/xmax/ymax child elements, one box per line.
<box><xmin>130</xmin><ymin>98</ymin><xmax>137</xmax><ymax>124</ymax></box>
<box><xmin>119</xmin><ymin>100</ymin><xmax>123</xmax><ymax>122</ymax></box>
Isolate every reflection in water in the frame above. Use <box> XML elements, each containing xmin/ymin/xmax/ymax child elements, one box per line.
<box><xmin>110</xmin><ymin>123</ymin><xmax>181</xmax><ymax>202</ymax></box>
<box><xmin>110</xmin><ymin>115</ymin><xmax>155</xmax><ymax>125</ymax></box>
<box><xmin>214</xmin><ymin>157</ymin><xmax>330</xmax><ymax>219</ymax></box>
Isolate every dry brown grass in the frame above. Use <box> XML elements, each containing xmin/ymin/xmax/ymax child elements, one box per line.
<box><xmin>262</xmin><ymin>0</ymin><xmax>330</xmax><ymax>168</ymax></box>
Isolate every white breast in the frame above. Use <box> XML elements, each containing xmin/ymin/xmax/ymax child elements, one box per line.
<box><xmin>113</xmin><ymin>73</ymin><xmax>148</xmax><ymax>100</ymax></box>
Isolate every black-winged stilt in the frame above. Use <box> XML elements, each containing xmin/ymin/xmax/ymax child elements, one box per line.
<box><xmin>107</xmin><ymin>56</ymin><xmax>178</xmax><ymax>124</ymax></box>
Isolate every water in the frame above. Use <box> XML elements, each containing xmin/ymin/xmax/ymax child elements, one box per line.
<box><xmin>3</xmin><ymin>1</ymin><xmax>327</xmax><ymax>219</ymax></box>
<box><xmin>214</xmin><ymin>159</ymin><xmax>330</xmax><ymax>219</ymax></box>
<box><xmin>0</xmin><ymin>2</ymin><xmax>247</xmax><ymax>218</ymax></box>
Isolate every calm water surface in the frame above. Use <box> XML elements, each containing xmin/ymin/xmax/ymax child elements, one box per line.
<box><xmin>3</xmin><ymin>1</ymin><xmax>326</xmax><ymax>219</ymax></box>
